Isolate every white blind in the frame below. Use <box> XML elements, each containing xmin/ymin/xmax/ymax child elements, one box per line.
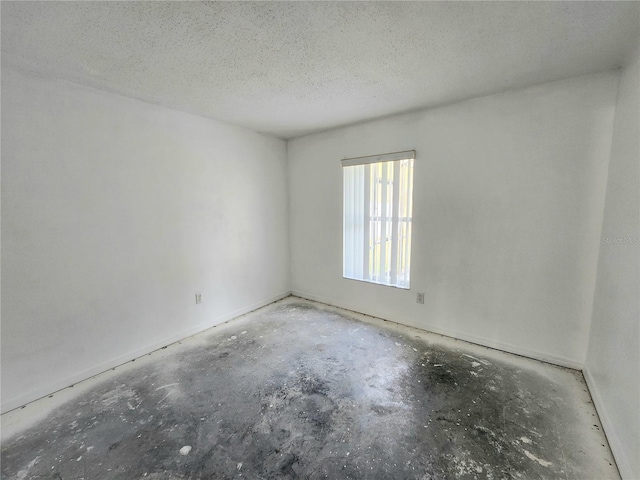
<box><xmin>342</xmin><ymin>151</ymin><xmax>414</xmax><ymax>289</ymax></box>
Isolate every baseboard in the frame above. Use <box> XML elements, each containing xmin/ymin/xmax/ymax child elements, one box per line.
<box><xmin>583</xmin><ymin>367</ymin><xmax>633</xmax><ymax>480</ymax></box>
<box><xmin>1</xmin><ymin>291</ymin><xmax>291</xmax><ymax>414</ymax></box>
<box><xmin>291</xmin><ymin>290</ymin><xmax>584</xmax><ymax>371</ymax></box>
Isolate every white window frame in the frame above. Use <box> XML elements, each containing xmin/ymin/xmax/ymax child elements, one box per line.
<box><xmin>342</xmin><ymin>150</ymin><xmax>415</xmax><ymax>289</ymax></box>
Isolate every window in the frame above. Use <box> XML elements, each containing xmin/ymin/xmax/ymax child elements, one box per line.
<box><xmin>342</xmin><ymin>150</ymin><xmax>415</xmax><ymax>289</ymax></box>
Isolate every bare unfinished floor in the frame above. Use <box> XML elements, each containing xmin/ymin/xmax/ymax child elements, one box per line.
<box><xmin>1</xmin><ymin>297</ymin><xmax>618</xmax><ymax>479</ymax></box>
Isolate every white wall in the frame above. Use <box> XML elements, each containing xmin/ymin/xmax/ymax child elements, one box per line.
<box><xmin>289</xmin><ymin>71</ymin><xmax>619</xmax><ymax>369</ymax></box>
<box><xmin>1</xmin><ymin>69</ymin><xmax>290</xmax><ymax>413</ymax></box>
<box><xmin>585</xmin><ymin>44</ymin><xmax>640</xmax><ymax>480</ymax></box>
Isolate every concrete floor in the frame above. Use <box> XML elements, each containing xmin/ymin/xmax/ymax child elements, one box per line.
<box><xmin>1</xmin><ymin>297</ymin><xmax>618</xmax><ymax>479</ymax></box>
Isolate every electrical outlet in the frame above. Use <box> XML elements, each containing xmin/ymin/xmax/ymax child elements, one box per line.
<box><xmin>195</xmin><ymin>293</ymin><xmax>202</xmax><ymax>304</ymax></box>
<box><xmin>416</xmin><ymin>292</ymin><xmax>425</xmax><ymax>304</ymax></box>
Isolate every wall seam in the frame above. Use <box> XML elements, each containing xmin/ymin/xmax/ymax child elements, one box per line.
<box><xmin>582</xmin><ymin>68</ymin><xmax>624</xmax><ymax>365</ymax></box>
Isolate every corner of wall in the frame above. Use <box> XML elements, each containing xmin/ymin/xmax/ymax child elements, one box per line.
<box><xmin>582</xmin><ymin>367</ymin><xmax>633</xmax><ymax>479</ymax></box>
<box><xmin>583</xmin><ymin>40</ymin><xmax>640</xmax><ymax>480</ymax></box>
<box><xmin>284</xmin><ymin>138</ymin><xmax>294</xmax><ymax>293</ymax></box>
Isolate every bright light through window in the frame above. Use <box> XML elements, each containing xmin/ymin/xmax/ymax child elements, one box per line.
<box><xmin>342</xmin><ymin>150</ymin><xmax>414</xmax><ymax>289</ymax></box>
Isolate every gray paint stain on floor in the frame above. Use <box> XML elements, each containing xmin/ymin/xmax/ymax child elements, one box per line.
<box><xmin>1</xmin><ymin>298</ymin><xmax>619</xmax><ymax>479</ymax></box>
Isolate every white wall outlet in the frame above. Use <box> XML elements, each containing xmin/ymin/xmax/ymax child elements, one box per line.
<box><xmin>195</xmin><ymin>293</ymin><xmax>202</xmax><ymax>304</ymax></box>
<box><xmin>416</xmin><ymin>292</ymin><xmax>425</xmax><ymax>304</ymax></box>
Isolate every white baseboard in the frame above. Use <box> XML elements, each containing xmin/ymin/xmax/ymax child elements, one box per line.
<box><xmin>583</xmin><ymin>367</ymin><xmax>633</xmax><ymax>480</ymax></box>
<box><xmin>291</xmin><ymin>290</ymin><xmax>584</xmax><ymax>370</ymax></box>
<box><xmin>1</xmin><ymin>292</ymin><xmax>291</xmax><ymax>414</ymax></box>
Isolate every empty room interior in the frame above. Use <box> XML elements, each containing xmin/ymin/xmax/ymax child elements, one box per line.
<box><xmin>1</xmin><ymin>1</ymin><xmax>639</xmax><ymax>479</ymax></box>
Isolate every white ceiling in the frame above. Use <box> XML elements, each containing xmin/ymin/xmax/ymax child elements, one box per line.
<box><xmin>2</xmin><ymin>1</ymin><xmax>639</xmax><ymax>139</ymax></box>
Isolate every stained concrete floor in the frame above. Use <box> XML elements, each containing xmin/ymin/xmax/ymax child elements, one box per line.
<box><xmin>1</xmin><ymin>297</ymin><xmax>619</xmax><ymax>480</ymax></box>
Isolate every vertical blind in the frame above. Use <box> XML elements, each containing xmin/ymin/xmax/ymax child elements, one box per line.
<box><xmin>342</xmin><ymin>150</ymin><xmax>415</xmax><ymax>289</ymax></box>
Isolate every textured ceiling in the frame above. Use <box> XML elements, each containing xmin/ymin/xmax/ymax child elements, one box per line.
<box><xmin>2</xmin><ymin>1</ymin><xmax>639</xmax><ymax>139</ymax></box>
